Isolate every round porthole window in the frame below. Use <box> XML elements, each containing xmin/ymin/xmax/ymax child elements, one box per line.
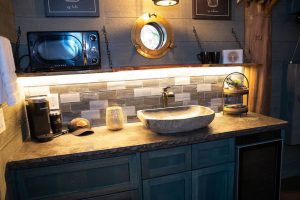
<box><xmin>140</xmin><ymin>22</ymin><xmax>167</xmax><ymax>50</ymax></box>
<box><xmin>131</xmin><ymin>13</ymin><xmax>174</xmax><ymax>58</ymax></box>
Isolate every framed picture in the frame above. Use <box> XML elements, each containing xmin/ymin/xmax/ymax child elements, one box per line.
<box><xmin>193</xmin><ymin>0</ymin><xmax>231</xmax><ymax>20</ymax></box>
<box><xmin>45</xmin><ymin>0</ymin><xmax>99</xmax><ymax>17</ymax></box>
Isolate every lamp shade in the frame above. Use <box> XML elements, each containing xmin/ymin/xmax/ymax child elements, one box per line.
<box><xmin>153</xmin><ymin>0</ymin><xmax>179</xmax><ymax>6</ymax></box>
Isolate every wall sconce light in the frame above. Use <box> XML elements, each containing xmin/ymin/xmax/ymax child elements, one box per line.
<box><xmin>153</xmin><ymin>0</ymin><xmax>179</xmax><ymax>6</ymax></box>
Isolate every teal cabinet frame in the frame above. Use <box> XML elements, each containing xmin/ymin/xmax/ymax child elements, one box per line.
<box><xmin>141</xmin><ymin>146</ymin><xmax>191</xmax><ymax>179</ymax></box>
<box><xmin>192</xmin><ymin>163</ymin><xmax>235</xmax><ymax>200</ymax></box>
<box><xmin>83</xmin><ymin>190</ymin><xmax>139</xmax><ymax>200</ymax></box>
<box><xmin>14</xmin><ymin>155</ymin><xmax>139</xmax><ymax>200</ymax></box>
<box><xmin>192</xmin><ymin>139</ymin><xmax>235</xmax><ymax>169</ymax></box>
<box><xmin>143</xmin><ymin>171</ymin><xmax>192</xmax><ymax>200</ymax></box>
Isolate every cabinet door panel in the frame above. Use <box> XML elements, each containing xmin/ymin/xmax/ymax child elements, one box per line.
<box><xmin>84</xmin><ymin>190</ymin><xmax>139</xmax><ymax>200</ymax></box>
<box><xmin>143</xmin><ymin>172</ymin><xmax>191</xmax><ymax>200</ymax></box>
<box><xmin>192</xmin><ymin>139</ymin><xmax>234</xmax><ymax>169</ymax></box>
<box><xmin>192</xmin><ymin>163</ymin><xmax>234</xmax><ymax>200</ymax></box>
<box><xmin>15</xmin><ymin>155</ymin><xmax>139</xmax><ymax>200</ymax></box>
<box><xmin>142</xmin><ymin>146</ymin><xmax>191</xmax><ymax>179</ymax></box>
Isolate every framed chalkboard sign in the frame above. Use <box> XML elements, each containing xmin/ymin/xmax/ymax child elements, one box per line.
<box><xmin>193</xmin><ymin>0</ymin><xmax>231</xmax><ymax>20</ymax></box>
<box><xmin>45</xmin><ymin>0</ymin><xmax>99</xmax><ymax>17</ymax></box>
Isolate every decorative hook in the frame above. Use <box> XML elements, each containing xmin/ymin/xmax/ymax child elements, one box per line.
<box><xmin>148</xmin><ymin>13</ymin><xmax>157</xmax><ymax>18</ymax></box>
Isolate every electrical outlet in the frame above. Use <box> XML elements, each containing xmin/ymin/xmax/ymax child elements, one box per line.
<box><xmin>48</xmin><ymin>93</ymin><xmax>60</xmax><ymax>110</ymax></box>
<box><xmin>0</xmin><ymin>108</ymin><xmax>6</xmax><ymax>134</ymax></box>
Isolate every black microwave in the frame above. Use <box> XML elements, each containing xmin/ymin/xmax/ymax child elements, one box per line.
<box><xmin>27</xmin><ymin>31</ymin><xmax>101</xmax><ymax>72</ymax></box>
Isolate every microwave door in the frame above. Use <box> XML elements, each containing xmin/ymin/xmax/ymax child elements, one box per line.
<box><xmin>32</xmin><ymin>35</ymin><xmax>83</xmax><ymax>69</ymax></box>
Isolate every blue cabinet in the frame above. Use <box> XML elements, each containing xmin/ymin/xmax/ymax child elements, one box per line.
<box><xmin>192</xmin><ymin>163</ymin><xmax>235</xmax><ymax>200</ymax></box>
<box><xmin>192</xmin><ymin>139</ymin><xmax>235</xmax><ymax>169</ymax></box>
<box><xmin>84</xmin><ymin>190</ymin><xmax>139</xmax><ymax>200</ymax></box>
<box><xmin>141</xmin><ymin>146</ymin><xmax>191</xmax><ymax>179</ymax></box>
<box><xmin>143</xmin><ymin>172</ymin><xmax>192</xmax><ymax>200</ymax></box>
<box><xmin>141</xmin><ymin>139</ymin><xmax>235</xmax><ymax>200</ymax></box>
<box><xmin>8</xmin><ymin>139</ymin><xmax>237</xmax><ymax>200</ymax></box>
<box><xmin>13</xmin><ymin>155</ymin><xmax>139</xmax><ymax>200</ymax></box>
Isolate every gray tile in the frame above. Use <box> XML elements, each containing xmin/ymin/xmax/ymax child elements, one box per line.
<box><xmin>144</xmin><ymin>96</ymin><xmax>161</xmax><ymax>106</ymax></box>
<box><xmin>125</xmin><ymin>80</ymin><xmax>143</xmax><ymax>89</ymax></box>
<box><xmin>143</xmin><ymin>79</ymin><xmax>159</xmax><ymax>87</ymax></box>
<box><xmin>91</xmin><ymin>119</ymin><xmax>105</xmax><ymax>127</ymax></box>
<box><xmin>127</xmin><ymin>116</ymin><xmax>139</xmax><ymax>123</ymax></box>
<box><xmin>125</xmin><ymin>97</ymin><xmax>144</xmax><ymax>106</ymax></box>
<box><xmin>159</xmin><ymin>78</ymin><xmax>174</xmax><ymax>87</ymax></box>
<box><xmin>71</xmin><ymin>102</ymin><xmax>90</xmax><ymax>112</ymax></box>
<box><xmin>212</xmin><ymin>83</ymin><xmax>223</xmax><ymax>92</ymax></box>
<box><xmin>68</xmin><ymin>84</ymin><xmax>89</xmax><ymax>93</ymax></box>
<box><xmin>60</xmin><ymin>103</ymin><xmax>72</xmax><ymax>112</ymax></box>
<box><xmin>191</xmin><ymin>76</ymin><xmax>204</xmax><ymax>84</ymax></box>
<box><xmin>116</xmin><ymin>89</ymin><xmax>134</xmax><ymax>99</ymax></box>
<box><xmin>50</xmin><ymin>85</ymin><xmax>69</xmax><ymax>94</ymax></box>
<box><xmin>168</xmin><ymin>102</ymin><xmax>184</xmax><ymax>107</ymax></box>
<box><xmin>204</xmin><ymin>92</ymin><xmax>218</xmax><ymax>99</ymax></box>
<box><xmin>198</xmin><ymin>99</ymin><xmax>210</xmax><ymax>106</ymax></box>
<box><xmin>98</xmin><ymin>91</ymin><xmax>116</xmax><ymax>100</ymax></box>
<box><xmin>61</xmin><ymin>112</ymin><xmax>81</xmax><ymax>123</ymax></box>
<box><xmin>198</xmin><ymin>92</ymin><xmax>205</xmax><ymax>99</ymax></box>
<box><xmin>204</xmin><ymin>76</ymin><xmax>218</xmax><ymax>84</ymax></box>
<box><xmin>217</xmin><ymin>75</ymin><xmax>227</xmax><ymax>84</ymax></box>
<box><xmin>88</xmin><ymin>82</ymin><xmax>107</xmax><ymax>91</ymax></box>
<box><xmin>183</xmin><ymin>85</ymin><xmax>197</xmax><ymax>93</ymax></box>
<box><xmin>108</xmin><ymin>99</ymin><xmax>126</xmax><ymax>106</ymax></box>
<box><xmin>172</xmin><ymin>86</ymin><xmax>183</xmax><ymax>93</ymax></box>
<box><xmin>81</xmin><ymin>92</ymin><xmax>99</xmax><ymax>101</ymax></box>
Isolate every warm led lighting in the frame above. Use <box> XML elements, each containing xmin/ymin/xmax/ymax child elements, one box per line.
<box><xmin>17</xmin><ymin>67</ymin><xmax>244</xmax><ymax>87</ymax></box>
<box><xmin>153</xmin><ymin>0</ymin><xmax>179</xmax><ymax>6</ymax></box>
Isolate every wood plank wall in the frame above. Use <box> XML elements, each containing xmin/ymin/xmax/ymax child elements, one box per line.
<box><xmin>0</xmin><ymin>0</ymin><xmax>17</xmax><ymax>41</ymax></box>
<box><xmin>245</xmin><ymin>2</ymin><xmax>272</xmax><ymax>115</ymax></box>
<box><xmin>0</xmin><ymin>1</ymin><xmax>24</xmax><ymax>199</ymax></box>
<box><xmin>12</xmin><ymin>0</ymin><xmax>244</xmax><ymax>68</ymax></box>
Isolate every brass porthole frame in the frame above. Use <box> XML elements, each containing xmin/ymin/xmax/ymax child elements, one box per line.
<box><xmin>131</xmin><ymin>13</ymin><xmax>174</xmax><ymax>59</ymax></box>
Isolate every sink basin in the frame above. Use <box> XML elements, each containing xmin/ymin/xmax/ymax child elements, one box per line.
<box><xmin>137</xmin><ymin>105</ymin><xmax>215</xmax><ymax>134</ymax></box>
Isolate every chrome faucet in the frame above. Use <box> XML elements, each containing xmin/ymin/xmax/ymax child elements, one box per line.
<box><xmin>162</xmin><ymin>86</ymin><xmax>174</xmax><ymax>108</ymax></box>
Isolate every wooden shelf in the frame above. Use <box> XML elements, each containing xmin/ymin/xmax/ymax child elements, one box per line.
<box><xmin>223</xmin><ymin>105</ymin><xmax>248</xmax><ymax>114</ymax></box>
<box><xmin>16</xmin><ymin>63</ymin><xmax>259</xmax><ymax>77</ymax></box>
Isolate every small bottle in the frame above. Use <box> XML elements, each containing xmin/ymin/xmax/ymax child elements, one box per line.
<box><xmin>49</xmin><ymin>110</ymin><xmax>63</xmax><ymax>134</ymax></box>
<box><xmin>106</xmin><ymin>106</ymin><xmax>124</xmax><ymax>131</ymax></box>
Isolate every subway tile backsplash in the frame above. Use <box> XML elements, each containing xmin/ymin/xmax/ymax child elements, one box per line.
<box><xmin>24</xmin><ymin>75</ymin><xmax>228</xmax><ymax>127</ymax></box>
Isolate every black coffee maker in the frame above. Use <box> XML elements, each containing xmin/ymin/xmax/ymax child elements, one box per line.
<box><xmin>26</xmin><ymin>97</ymin><xmax>53</xmax><ymax>142</ymax></box>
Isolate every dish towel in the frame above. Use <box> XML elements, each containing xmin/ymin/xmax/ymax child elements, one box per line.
<box><xmin>0</xmin><ymin>36</ymin><xmax>20</xmax><ymax>106</ymax></box>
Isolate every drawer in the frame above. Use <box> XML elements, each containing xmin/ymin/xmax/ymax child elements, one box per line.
<box><xmin>14</xmin><ymin>155</ymin><xmax>139</xmax><ymax>200</ymax></box>
<box><xmin>141</xmin><ymin>146</ymin><xmax>191</xmax><ymax>179</ymax></box>
<box><xmin>84</xmin><ymin>190</ymin><xmax>139</xmax><ymax>200</ymax></box>
<box><xmin>192</xmin><ymin>139</ymin><xmax>234</xmax><ymax>169</ymax></box>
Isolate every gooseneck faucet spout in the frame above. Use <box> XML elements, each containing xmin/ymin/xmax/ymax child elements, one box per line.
<box><xmin>162</xmin><ymin>86</ymin><xmax>174</xmax><ymax>108</ymax></box>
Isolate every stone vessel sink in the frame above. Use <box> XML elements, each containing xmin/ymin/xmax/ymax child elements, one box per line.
<box><xmin>137</xmin><ymin>105</ymin><xmax>215</xmax><ymax>134</ymax></box>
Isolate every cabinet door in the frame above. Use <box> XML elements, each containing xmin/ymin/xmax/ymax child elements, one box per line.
<box><xmin>84</xmin><ymin>190</ymin><xmax>139</xmax><ymax>200</ymax></box>
<box><xmin>143</xmin><ymin>172</ymin><xmax>191</xmax><ymax>200</ymax></box>
<box><xmin>141</xmin><ymin>146</ymin><xmax>191</xmax><ymax>179</ymax></box>
<box><xmin>14</xmin><ymin>155</ymin><xmax>139</xmax><ymax>200</ymax></box>
<box><xmin>192</xmin><ymin>163</ymin><xmax>234</xmax><ymax>200</ymax></box>
<box><xmin>192</xmin><ymin>139</ymin><xmax>234</xmax><ymax>170</ymax></box>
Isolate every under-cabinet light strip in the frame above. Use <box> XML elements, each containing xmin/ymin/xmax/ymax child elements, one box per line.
<box><xmin>17</xmin><ymin>66</ymin><xmax>244</xmax><ymax>87</ymax></box>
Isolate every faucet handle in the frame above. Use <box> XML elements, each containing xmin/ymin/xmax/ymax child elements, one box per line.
<box><xmin>162</xmin><ymin>86</ymin><xmax>171</xmax><ymax>92</ymax></box>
